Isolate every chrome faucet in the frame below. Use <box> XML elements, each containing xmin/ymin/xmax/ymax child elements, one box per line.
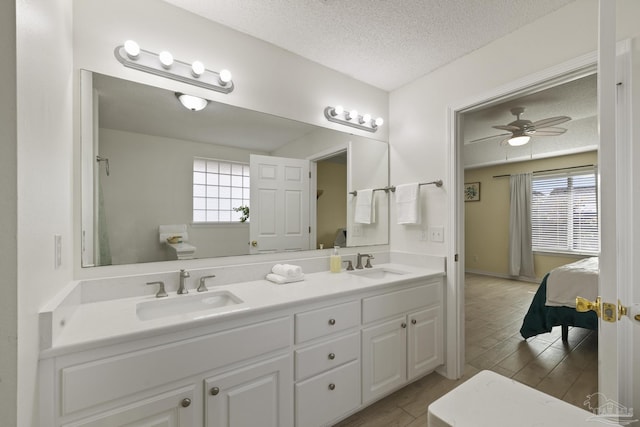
<box><xmin>356</xmin><ymin>253</ymin><xmax>375</xmax><ymax>269</ymax></box>
<box><xmin>178</xmin><ymin>269</ymin><xmax>190</xmax><ymax>294</ymax></box>
<box><xmin>197</xmin><ymin>275</ymin><xmax>216</xmax><ymax>292</ymax></box>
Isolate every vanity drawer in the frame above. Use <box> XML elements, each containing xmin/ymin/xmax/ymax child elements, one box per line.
<box><xmin>61</xmin><ymin>317</ymin><xmax>290</xmax><ymax>416</ymax></box>
<box><xmin>295</xmin><ymin>301</ymin><xmax>360</xmax><ymax>344</ymax></box>
<box><xmin>362</xmin><ymin>280</ymin><xmax>441</xmax><ymax>324</ymax></box>
<box><xmin>295</xmin><ymin>360</ymin><xmax>360</xmax><ymax>427</ymax></box>
<box><xmin>295</xmin><ymin>332</ymin><xmax>359</xmax><ymax>380</ymax></box>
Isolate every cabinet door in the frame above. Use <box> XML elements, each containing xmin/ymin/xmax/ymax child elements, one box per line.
<box><xmin>408</xmin><ymin>306</ymin><xmax>443</xmax><ymax>381</ymax></box>
<box><xmin>62</xmin><ymin>386</ymin><xmax>196</xmax><ymax>427</ymax></box>
<box><xmin>205</xmin><ymin>354</ymin><xmax>292</xmax><ymax>427</ymax></box>
<box><xmin>361</xmin><ymin>316</ymin><xmax>407</xmax><ymax>404</ymax></box>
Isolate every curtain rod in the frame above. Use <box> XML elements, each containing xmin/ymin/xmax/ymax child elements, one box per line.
<box><xmin>492</xmin><ymin>164</ymin><xmax>595</xmax><ymax>179</ymax></box>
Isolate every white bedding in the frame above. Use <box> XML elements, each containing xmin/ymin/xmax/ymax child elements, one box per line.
<box><xmin>545</xmin><ymin>257</ymin><xmax>599</xmax><ymax>307</ymax></box>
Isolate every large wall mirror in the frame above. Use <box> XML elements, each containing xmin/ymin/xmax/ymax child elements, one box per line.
<box><xmin>80</xmin><ymin>71</ymin><xmax>389</xmax><ymax>267</ymax></box>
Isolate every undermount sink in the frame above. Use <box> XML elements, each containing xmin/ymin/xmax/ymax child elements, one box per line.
<box><xmin>136</xmin><ymin>291</ymin><xmax>243</xmax><ymax>321</ymax></box>
<box><xmin>348</xmin><ymin>267</ymin><xmax>409</xmax><ymax>280</ymax></box>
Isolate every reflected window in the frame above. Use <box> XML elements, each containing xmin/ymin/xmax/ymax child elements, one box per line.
<box><xmin>193</xmin><ymin>157</ymin><xmax>250</xmax><ymax>223</ymax></box>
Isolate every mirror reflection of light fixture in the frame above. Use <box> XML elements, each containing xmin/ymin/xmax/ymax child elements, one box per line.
<box><xmin>114</xmin><ymin>40</ymin><xmax>234</xmax><ymax>94</ymax></box>
<box><xmin>324</xmin><ymin>105</ymin><xmax>383</xmax><ymax>133</ymax></box>
<box><xmin>508</xmin><ymin>132</ymin><xmax>531</xmax><ymax>146</ymax></box>
<box><xmin>175</xmin><ymin>93</ymin><xmax>208</xmax><ymax>111</ymax></box>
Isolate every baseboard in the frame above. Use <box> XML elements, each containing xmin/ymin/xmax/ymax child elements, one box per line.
<box><xmin>464</xmin><ymin>269</ymin><xmax>540</xmax><ymax>283</ymax></box>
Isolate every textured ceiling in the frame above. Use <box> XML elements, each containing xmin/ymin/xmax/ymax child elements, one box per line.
<box><xmin>163</xmin><ymin>0</ymin><xmax>576</xmax><ymax>91</ymax></box>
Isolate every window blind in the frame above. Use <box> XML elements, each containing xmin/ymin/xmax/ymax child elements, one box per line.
<box><xmin>531</xmin><ymin>170</ymin><xmax>599</xmax><ymax>254</ymax></box>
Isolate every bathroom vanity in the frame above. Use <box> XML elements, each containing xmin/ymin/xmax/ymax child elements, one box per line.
<box><xmin>39</xmin><ymin>262</ymin><xmax>444</xmax><ymax>427</ymax></box>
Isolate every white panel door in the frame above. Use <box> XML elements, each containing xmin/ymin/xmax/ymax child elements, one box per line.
<box><xmin>205</xmin><ymin>355</ymin><xmax>292</xmax><ymax>427</ymax></box>
<box><xmin>249</xmin><ymin>154</ymin><xmax>310</xmax><ymax>254</ymax></box>
<box><xmin>361</xmin><ymin>316</ymin><xmax>407</xmax><ymax>404</ymax></box>
<box><xmin>407</xmin><ymin>306</ymin><xmax>443</xmax><ymax>381</ymax></box>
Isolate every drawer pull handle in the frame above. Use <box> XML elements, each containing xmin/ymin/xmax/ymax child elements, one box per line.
<box><xmin>181</xmin><ymin>398</ymin><xmax>192</xmax><ymax>408</ymax></box>
<box><xmin>328</xmin><ymin>318</ymin><xmax>336</xmax><ymax>325</ymax></box>
<box><xmin>328</xmin><ymin>353</ymin><xmax>336</xmax><ymax>360</ymax></box>
<box><xmin>210</xmin><ymin>387</ymin><xmax>220</xmax><ymax>396</ymax></box>
<box><xmin>401</xmin><ymin>322</ymin><xmax>407</xmax><ymax>328</ymax></box>
<box><xmin>328</xmin><ymin>383</ymin><xmax>336</xmax><ymax>391</ymax></box>
<box><xmin>411</xmin><ymin>319</ymin><xmax>417</xmax><ymax>325</ymax></box>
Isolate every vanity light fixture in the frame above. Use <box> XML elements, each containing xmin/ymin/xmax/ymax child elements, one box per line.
<box><xmin>115</xmin><ymin>40</ymin><xmax>234</xmax><ymax>94</ymax></box>
<box><xmin>176</xmin><ymin>93</ymin><xmax>208</xmax><ymax>111</ymax></box>
<box><xmin>324</xmin><ymin>105</ymin><xmax>383</xmax><ymax>132</ymax></box>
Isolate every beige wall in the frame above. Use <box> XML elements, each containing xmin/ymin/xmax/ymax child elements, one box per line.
<box><xmin>464</xmin><ymin>151</ymin><xmax>597</xmax><ymax>280</ymax></box>
<box><xmin>316</xmin><ymin>162</ymin><xmax>347</xmax><ymax>248</ymax></box>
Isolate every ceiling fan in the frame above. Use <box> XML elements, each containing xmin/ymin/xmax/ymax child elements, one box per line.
<box><xmin>470</xmin><ymin>107</ymin><xmax>571</xmax><ymax>146</ymax></box>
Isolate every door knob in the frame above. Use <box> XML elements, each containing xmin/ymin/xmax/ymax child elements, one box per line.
<box><xmin>251</xmin><ymin>240</ymin><xmax>258</xmax><ymax>247</ymax></box>
<box><xmin>578</xmin><ymin>297</ymin><xmax>640</xmax><ymax>324</ymax></box>
<box><xmin>576</xmin><ymin>296</ymin><xmax>602</xmax><ymax>318</ymax></box>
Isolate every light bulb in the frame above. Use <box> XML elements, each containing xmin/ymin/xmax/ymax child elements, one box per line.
<box><xmin>123</xmin><ymin>40</ymin><xmax>140</xmax><ymax>59</ymax></box>
<box><xmin>374</xmin><ymin>117</ymin><xmax>384</xmax><ymax>127</ymax></box>
<box><xmin>348</xmin><ymin>110</ymin><xmax>358</xmax><ymax>121</ymax></box>
<box><xmin>333</xmin><ymin>105</ymin><xmax>344</xmax><ymax>116</ymax></box>
<box><xmin>191</xmin><ymin>60</ymin><xmax>205</xmax><ymax>77</ymax></box>
<box><xmin>218</xmin><ymin>69</ymin><xmax>232</xmax><ymax>85</ymax></box>
<box><xmin>159</xmin><ymin>51</ymin><xmax>173</xmax><ymax>69</ymax></box>
<box><xmin>362</xmin><ymin>114</ymin><xmax>372</xmax><ymax>124</ymax></box>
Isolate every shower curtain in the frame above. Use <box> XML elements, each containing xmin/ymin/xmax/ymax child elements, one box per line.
<box><xmin>509</xmin><ymin>173</ymin><xmax>535</xmax><ymax>278</ymax></box>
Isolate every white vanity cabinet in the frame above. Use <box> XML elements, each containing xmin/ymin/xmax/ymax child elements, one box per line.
<box><xmin>294</xmin><ymin>301</ymin><xmax>362</xmax><ymax>427</ymax></box>
<box><xmin>361</xmin><ymin>280</ymin><xmax>443</xmax><ymax>404</ymax></box>
<box><xmin>51</xmin><ymin>317</ymin><xmax>291</xmax><ymax>427</ymax></box>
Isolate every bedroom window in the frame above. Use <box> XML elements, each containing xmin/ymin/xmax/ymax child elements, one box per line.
<box><xmin>531</xmin><ymin>170</ymin><xmax>599</xmax><ymax>255</ymax></box>
<box><xmin>193</xmin><ymin>158</ymin><xmax>250</xmax><ymax>223</ymax></box>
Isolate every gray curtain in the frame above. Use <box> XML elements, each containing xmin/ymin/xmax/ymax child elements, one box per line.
<box><xmin>509</xmin><ymin>173</ymin><xmax>535</xmax><ymax>278</ymax></box>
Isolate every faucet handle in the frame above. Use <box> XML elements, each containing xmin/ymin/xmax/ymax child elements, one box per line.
<box><xmin>365</xmin><ymin>255</ymin><xmax>375</xmax><ymax>268</ymax></box>
<box><xmin>198</xmin><ymin>275</ymin><xmax>216</xmax><ymax>292</ymax></box>
<box><xmin>147</xmin><ymin>281</ymin><xmax>168</xmax><ymax>298</ymax></box>
<box><xmin>180</xmin><ymin>269</ymin><xmax>190</xmax><ymax>277</ymax></box>
<box><xmin>342</xmin><ymin>260</ymin><xmax>354</xmax><ymax>271</ymax></box>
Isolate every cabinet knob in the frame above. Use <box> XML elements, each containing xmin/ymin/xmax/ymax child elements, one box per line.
<box><xmin>328</xmin><ymin>353</ymin><xmax>336</xmax><ymax>360</ymax></box>
<box><xmin>328</xmin><ymin>383</ymin><xmax>336</xmax><ymax>391</ymax></box>
<box><xmin>210</xmin><ymin>387</ymin><xmax>220</xmax><ymax>396</ymax></box>
<box><xmin>401</xmin><ymin>322</ymin><xmax>407</xmax><ymax>328</ymax></box>
<box><xmin>411</xmin><ymin>319</ymin><xmax>417</xmax><ymax>325</ymax></box>
<box><xmin>328</xmin><ymin>318</ymin><xmax>336</xmax><ymax>325</ymax></box>
<box><xmin>181</xmin><ymin>398</ymin><xmax>192</xmax><ymax>408</ymax></box>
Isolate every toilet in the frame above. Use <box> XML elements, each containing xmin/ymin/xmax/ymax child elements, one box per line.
<box><xmin>159</xmin><ymin>224</ymin><xmax>197</xmax><ymax>260</ymax></box>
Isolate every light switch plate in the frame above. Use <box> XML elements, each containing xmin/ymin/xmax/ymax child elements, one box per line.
<box><xmin>429</xmin><ymin>226</ymin><xmax>444</xmax><ymax>242</ymax></box>
<box><xmin>54</xmin><ymin>234</ymin><xmax>62</xmax><ymax>268</ymax></box>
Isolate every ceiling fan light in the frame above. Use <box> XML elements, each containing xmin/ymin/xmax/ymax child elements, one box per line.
<box><xmin>508</xmin><ymin>135</ymin><xmax>531</xmax><ymax>146</ymax></box>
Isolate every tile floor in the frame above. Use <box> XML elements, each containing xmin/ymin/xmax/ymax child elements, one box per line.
<box><xmin>333</xmin><ymin>273</ymin><xmax>598</xmax><ymax>426</ymax></box>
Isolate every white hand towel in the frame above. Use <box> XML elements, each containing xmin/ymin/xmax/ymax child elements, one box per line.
<box><xmin>395</xmin><ymin>183</ymin><xmax>421</xmax><ymax>224</ymax></box>
<box><xmin>272</xmin><ymin>264</ymin><xmax>303</xmax><ymax>279</ymax></box>
<box><xmin>354</xmin><ymin>189</ymin><xmax>375</xmax><ymax>224</ymax></box>
<box><xmin>265</xmin><ymin>273</ymin><xmax>305</xmax><ymax>284</ymax></box>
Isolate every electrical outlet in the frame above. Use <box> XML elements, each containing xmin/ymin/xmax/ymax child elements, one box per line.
<box><xmin>429</xmin><ymin>226</ymin><xmax>444</xmax><ymax>242</ymax></box>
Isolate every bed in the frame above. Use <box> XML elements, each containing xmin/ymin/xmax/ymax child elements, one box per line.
<box><xmin>519</xmin><ymin>257</ymin><xmax>599</xmax><ymax>341</ymax></box>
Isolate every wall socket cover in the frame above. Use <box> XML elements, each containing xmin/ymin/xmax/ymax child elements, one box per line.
<box><xmin>429</xmin><ymin>226</ymin><xmax>444</xmax><ymax>242</ymax></box>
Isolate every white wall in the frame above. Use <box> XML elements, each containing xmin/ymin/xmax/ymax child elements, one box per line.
<box><xmin>0</xmin><ymin>1</ymin><xmax>17</xmax><ymax>425</ymax></box>
<box><xmin>16</xmin><ymin>0</ymin><xmax>74</xmax><ymax>424</ymax></box>
<box><xmin>73</xmin><ymin>0</ymin><xmax>388</xmax><ymax>278</ymax></box>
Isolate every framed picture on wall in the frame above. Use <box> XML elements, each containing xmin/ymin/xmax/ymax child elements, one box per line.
<box><xmin>464</xmin><ymin>182</ymin><xmax>480</xmax><ymax>202</ymax></box>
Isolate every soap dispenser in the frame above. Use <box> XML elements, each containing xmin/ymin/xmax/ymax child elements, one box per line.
<box><xmin>330</xmin><ymin>246</ymin><xmax>342</xmax><ymax>273</ymax></box>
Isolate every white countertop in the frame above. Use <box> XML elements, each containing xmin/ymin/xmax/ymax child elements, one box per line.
<box><xmin>42</xmin><ymin>263</ymin><xmax>443</xmax><ymax>357</ymax></box>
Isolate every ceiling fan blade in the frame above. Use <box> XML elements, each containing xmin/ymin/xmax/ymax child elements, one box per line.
<box><xmin>465</xmin><ymin>132</ymin><xmax>511</xmax><ymax>145</ymax></box>
<box><xmin>492</xmin><ymin>125</ymin><xmax>520</xmax><ymax>131</ymax></box>
<box><xmin>531</xmin><ymin>128</ymin><xmax>568</xmax><ymax>136</ymax></box>
<box><xmin>531</xmin><ymin>116</ymin><xmax>571</xmax><ymax>128</ymax></box>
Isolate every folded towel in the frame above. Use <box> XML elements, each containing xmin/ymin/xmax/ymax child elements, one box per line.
<box><xmin>395</xmin><ymin>183</ymin><xmax>421</xmax><ymax>224</ymax></box>
<box><xmin>266</xmin><ymin>273</ymin><xmax>305</xmax><ymax>284</ymax></box>
<box><xmin>272</xmin><ymin>263</ymin><xmax>303</xmax><ymax>279</ymax></box>
<box><xmin>355</xmin><ymin>189</ymin><xmax>375</xmax><ymax>224</ymax></box>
